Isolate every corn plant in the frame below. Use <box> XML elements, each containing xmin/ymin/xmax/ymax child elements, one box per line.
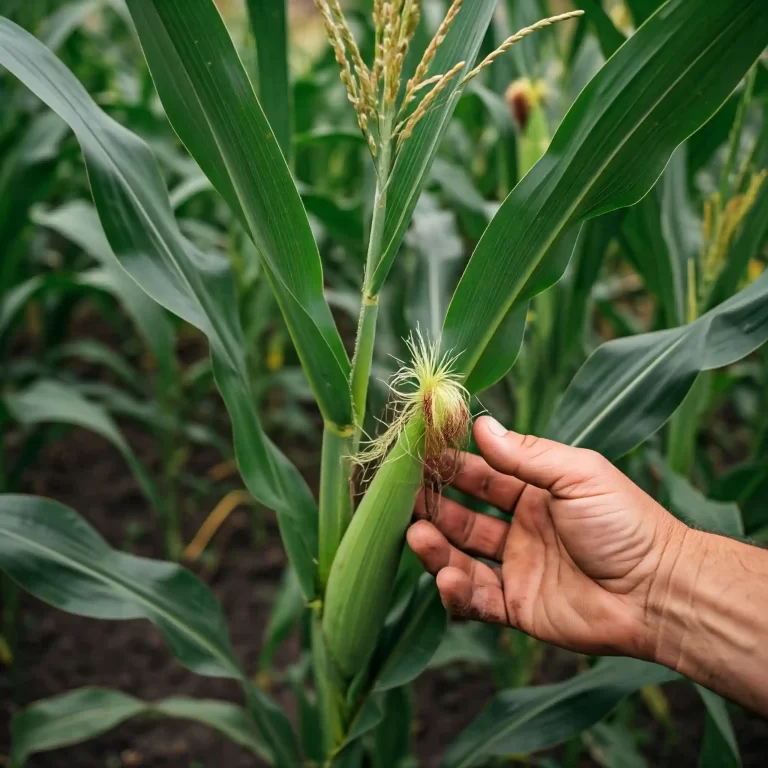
<box><xmin>1</xmin><ymin>1</ymin><xmax>768</xmax><ymax>766</ymax></box>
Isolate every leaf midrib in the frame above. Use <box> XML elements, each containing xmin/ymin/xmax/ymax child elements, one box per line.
<box><xmin>0</xmin><ymin>524</ymin><xmax>240</xmax><ymax>677</ymax></box>
<box><xmin>455</xmin><ymin>3</ymin><xmax>749</xmax><ymax>380</ymax></box>
<box><xmin>569</xmin><ymin>330</ymin><xmax>688</xmax><ymax>447</ymax></box>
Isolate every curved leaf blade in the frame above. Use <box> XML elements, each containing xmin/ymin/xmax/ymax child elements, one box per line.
<box><xmin>697</xmin><ymin>687</ymin><xmax>741</xmax><ymax>768</ymax></box>
<box><xmin>12</xmin><ymin>688</ymin><xmax>145</xmax><ymax>767</ymax></box>
<box><xmin>662</xmin><ymin>466</ymin><xmax>744</xmax><ymax>538</ymax></box>
<box><xmin>247</xmin><ymin>0</ymin><xmax>292</xmax><ymax>162</ymax></box>
<box><xmin>11</xmin><ymin>688</ymin><xmax>271</xmax><ymax>767</ymax></box>
<box><xmin>125</xmin><ymin>0</ymin><xmax>352</xmax><ymax>428</ymax></box>
<box><xmin>0</xmin><ymin>495</ymin><xmax>300</xmax><ymax>766</ymax></box>
<box><xmin>153</xmin><ymin>697</ymin><xmax>270</xmax><ymax>761</ymax></box>
<box><xmin>0</xmin><ymin>17</ymin><xmax>319</xmax><ymax>599</ymax></box>
<box><xmin>547</xmin><ymin>272</ymin><xmax>768</xmax><ymax>459</ymax></box>
<box><xmin>0</xmin><ymin>495</ymin><xmax>240</xmax><ymax>677</ymax></box>
<box><xmin>5</xmin><ymin>380</ymin><xmax>159</xmax><ymax>509</ymax></box>
<box><xmin>32</xmin><ymin>201</ymin><xmax>177</xmax><ymax>389</ymax></box>
<box><xmin>372</xmin><ymin>574</ymin><xmax>447</xmax><ymax>693</ymax></box>
<box><xmin>443</xmin><ymin>0</ymin><xmax>768</xmax><ymax>388</ymax></box>
<box><xmin>442</xmin><ymin>658</ymin><xmax>677</xmax><ymax>768</ymax></box>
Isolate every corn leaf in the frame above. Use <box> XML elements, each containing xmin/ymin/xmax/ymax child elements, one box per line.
<box><xmin>11</xmin><ymin>688</ymin><xmax>270</xmax><ymax>767</ymax></box>
<box><xmin>372</xmin><ymin>688</ymin><xmax>413</xmax><ymax>768</ymax></box>
<box><xmin>246</xmin><ymin>0</ymin><xmax>292</xmax><ymax>163</ymax></box>
<box><xmin>443</xmin><ymin>0</ymin><xmax>768</xmax><ymax>392</ymax></box>
<box><xmin>153</xmin><ymin>697</ymin><xmax>271</xmax><ymax>761</ymax></box>
<box><xmin>4</xmin><ymin>380</ymin><xmax>159</xmax><ymax>510</ymax></box>
<box><xmin>558</xmin><ymin>212</ymin><xmax>623</xmax><ymax>367</ymax></box>
<box><xmin>626</xmin><ymin>0</ymin><xmax>664</xmax><ymax>27</ymax></box>
<box><xmin>32</xmin><ymin>201</ymin><xmax>178</xmax><ymax>390</ymax></box>
<box><xmin>662</xmin><ymin>466</ymin><xmax>744</xmax><ymax>538</ymax></box>
<box><xmin>38</xmin><ymin>0</ymin><xmax>101</xmax><ymax>53</ymax></box>
<box><xmin>622</xmin><ymin>147</ymin><xmax>697</xmax><ymax>329</ymax></box>
<box><xmin>579</xmin><ymin>0</ymin><xmax>625</xmax><ymax>59</ymax></box>
<box><xmin>371</xmin><ymin>0</ymin><xmax>497</xmax><ymax>293</ymax></box>
<box><xmin>260</xmin><ymin>566</ymin><xmax>305</xmax><ymax>672</ymax></box>
<box><xmin>697</xmin><ymin>687</ymin><xmax>741</xmax><ymax>768</ymax></box>
<box><xmin>12</xmin><ymin>688</ymin><xmax>145</xmax><ymax>767</ymax></box>
<box><xmin>0</xmin><ymin>496</ymin><xmax>300</xmax><ymax>766</ymax></box>
<box><xmin>547</xmin><ymin>271</ymin><xmax>768</xmax><ymax>459</ymax></box>
<box><xmin>442</xmin><ymin>658</ymin><xmax>678</xmax><ymax>768</ymax></box>
<box><xmin>371</xmin><ymin>574</ymin><xmax>447</xmax><ymax>693</ymax></box>
<box><xmin>125</xmin><ymin>0</ymin><xmax>352</xmax><ymax>429</ymax></box>
<box><xmin>659</xmin><ymin>146</ymin><xmax>700</xmax><ymax>317</ymax></box>
<box><xmin>0</xmin><ymin>17</ymin><xmax>319</xmax><ymax>599</ymax></box>
<box><xmin>0</xmin><ymin>273</ymin><xmax>100</xmax><ymax>342</ymax></box>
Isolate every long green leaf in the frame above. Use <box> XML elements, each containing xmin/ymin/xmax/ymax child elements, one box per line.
<box><xmin>11</xmin><ymin>688</ymin><xmax>270</xmax><ymax>767</ymax></box>
<box><xmin>659</xmin><ymin>146</ymin><xmax>699</xmax><ymax>319</ymax></box>
<box><xmin>125</xmin><ymin>0</ymin><xmax>352</xmax><ymax>429</ymax></box>
<box><xmin>580</xmin><ymin>0</ymin><xmax>625</xmax><ymax>59</ymax></box>
<box><xmin>153</xmin><ymin>697</ymin><xmax>271</xmax><ymax>761</ymax></box>
<box><xmin>0</xmin><ymin>273</ymin><xmax>101</xmax><ymax>343</ymax></box>
<box><xmin>662</xmin><ymin>465</ymin><xmax>744</xmax><ymax>538</ymax></box>
<box><xmin>547</xmin><ymin>271</ymin><xmax>768</xmax><ymax>459</ymax></box>
<box><xmin>5</xmin><ymin>380</ymin><xmax>159</xmax><ymax>509</ymax></box>
<box><xmin>372</xmin><ymin>688</ymin><xmax>413</xmax><ymax>768</ymax></box>
<box><xmin>11</xmin><ymin>688</ymin><xmax>144</xmax><ymax>767</ymax></box>
<box><xmin>371</xmin><ymin>0</ymin><xmax>498</xmax><ymax>293</ymax></box>
<box><xmin>260</xmin><ymin>566</ymin><xmax>305</xmax><ymax>671</ymax></box>
<box><xmin>697</xmin><ymin>686</ymin><xmax>741</xmax><ymax>768</ymax></box>
<box><xmin>247</xmin><ymin>0</ymin><xmax>292</xmax><ymax>163</ymax></box>
<box><xmin>624</xmin><ymin>144</ymin><xmax>698</xmax><ymax>329</ymax></box>
<box><xmin>0</xmin><ymin>17</ymin><xmax>319</xmax><ymax>600</ymax></box>
<box><xmin>443</xmin><ymin>0</ymin><xmax>768</xmax><ymax>391</ymax></box>
<box><xmin>0</xmin><ymin>496</ymin><xmax>299</xmax><ymax>766</ymax></box>
<box><xmin>442</xmin><ymin>658</ymin><xmax>677</xmax><ymax>768</ymax></box>
<box><xmin>0</xmin><ymin>495</ymin><xmax>242</xmax><ymax>675</ymax></box>
<box><xmin>626</xmin><ymin>0</ymin><xmax>664</xmax><ymax>27</ymax></box>
<box><xmin>371</xmin><ymin>574</ymin><xmax>447</xmax><ymax>693</ymax></box>
<box><xmin>32</xmin><ymin>201</ymin><xmax>177</xmax><ymax>389</ymax></box>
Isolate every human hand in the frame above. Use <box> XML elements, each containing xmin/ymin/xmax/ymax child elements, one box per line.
<box><xmin>407</xmin><ymin>415</ymin><xmax>686</xmax><ymax>660</ymax></box>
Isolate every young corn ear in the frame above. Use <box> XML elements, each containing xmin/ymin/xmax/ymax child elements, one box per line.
<box><xmin>322</xmin><ymin>334</ymin><xmax>471</xmax><ymax>679</ymax></box>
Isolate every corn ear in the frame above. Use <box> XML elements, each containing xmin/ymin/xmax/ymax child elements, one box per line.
<box><xmin>322</xmin><ymin>413</ymin><xmax>426</xmax><ymax>679</ymax></box>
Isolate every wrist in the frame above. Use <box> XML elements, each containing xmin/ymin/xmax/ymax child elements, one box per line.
<box><xmin>638</xmin><ymin>513</ymin><xmax>768</xmax><ymax>715</ymax></box>
<box><xmin>641</xmin><ymin>517</ymin><xmax>706</xmax><ymax>672</ymax></box>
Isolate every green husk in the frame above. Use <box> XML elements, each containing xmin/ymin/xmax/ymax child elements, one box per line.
<box><xmin>322</xmin><ymin>413</ymin><xmax>426</xmax><ymax>679</ymax></box>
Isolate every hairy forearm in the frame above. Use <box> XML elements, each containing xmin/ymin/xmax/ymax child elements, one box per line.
<box><xmin>646</xmin><ymin>523</ymin><xmax>768</xmax><ymax>715</ymax></box>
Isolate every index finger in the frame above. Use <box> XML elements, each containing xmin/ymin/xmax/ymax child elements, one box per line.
<box><xmin>449</xmin><ymin>451</ymin><xmax>528</xmax><ymax>514</ymax></box>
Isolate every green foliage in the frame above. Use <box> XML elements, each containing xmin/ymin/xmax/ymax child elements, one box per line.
<box><xmin>1</xmin><ymin>0</ymin><xmax>767</xmax><ymax>766</ymax></box>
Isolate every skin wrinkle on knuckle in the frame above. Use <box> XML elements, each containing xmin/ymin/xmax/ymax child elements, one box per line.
<box><xmin>460</xmin><ymin>505</ymin><xmax>478</xmax><ymax>548</ymax></box>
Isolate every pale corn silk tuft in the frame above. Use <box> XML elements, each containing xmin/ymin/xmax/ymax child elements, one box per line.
<box><xmin>353</xmin><ymin>329</ymin><xmax>471</xmax><ymax>484</ymax></box>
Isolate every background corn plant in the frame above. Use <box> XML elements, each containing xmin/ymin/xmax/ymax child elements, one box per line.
<box><xmin>1</xmin><ymin>0</ymin><xmax>768</xmax><ymax>766</ymax></box>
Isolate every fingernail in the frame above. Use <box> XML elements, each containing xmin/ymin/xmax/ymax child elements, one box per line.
<box><xmin>485</xmin><ymin>416</ymin><xmax>507</xmax><ymax>437</ymax></box>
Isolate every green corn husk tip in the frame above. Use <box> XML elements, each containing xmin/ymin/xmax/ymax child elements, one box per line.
<box><xmin>323</xmin><ymin>331</ymin><xmax>471</xmax><ymax>680</ymax></box>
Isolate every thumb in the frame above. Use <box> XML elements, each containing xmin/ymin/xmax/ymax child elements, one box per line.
<box><xmin>473</xmin><ymin>416</ymin><xmax>610</xmax><ymax>497</ymax></box>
